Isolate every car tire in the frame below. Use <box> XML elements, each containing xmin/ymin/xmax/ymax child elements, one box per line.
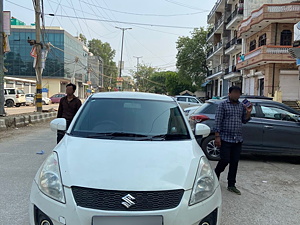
<box><xmin>6</xmin><ymin>99</ymin><xmax>14</xmax><ymax>107</ymax></box>
<box><xmin>201</xmin><ymin>135</ymin><xmax>221</xmax><ymax>161</ymax></box>
<box><xmin>15</xmin><ymin>103</ymin><xmax>21</xmax><ymax>107</ymax></box>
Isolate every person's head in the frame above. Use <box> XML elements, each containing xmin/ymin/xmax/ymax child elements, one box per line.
<box><xmin>228</xmin><ymin>86</ymin><xmax>242</xmax><ymax>102</ymax></box>
<box><xmin>66</xmin><ymin>83</ymin><xmax>76</xmax><ymax>96</ymax></box>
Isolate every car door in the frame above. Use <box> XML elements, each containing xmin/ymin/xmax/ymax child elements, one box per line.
<box><xmin>242</xmin><ymin>103</ymin><xmax>264</xmax><ymax>152</ymax></box>
<box><xmin>259</xmin><ymin>104</ymin><xmax>300</xmax><ymax>154</ymax></box>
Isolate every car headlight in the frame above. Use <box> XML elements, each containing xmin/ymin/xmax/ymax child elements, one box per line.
<box><xmin>36</xmin><ymin>152</ymin><xmax>65</xmax><ymax>203</ymax></box>
<box><xmin>189</xmin><ymin>156</ymin><xmax>216</xmax><ymax>205</ymax></box>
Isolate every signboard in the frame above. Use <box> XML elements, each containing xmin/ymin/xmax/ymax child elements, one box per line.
<box><xmin>42</xmin><ymin>88</ymin><xmax>48</xmax><ymax>92</ymax></box>
<box><xmin>3</xmin><ymin>11</ymin><xmax>11</xmax><ymax>35</ymax></box>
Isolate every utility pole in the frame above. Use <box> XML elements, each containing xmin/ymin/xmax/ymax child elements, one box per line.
<box><xmin>133</xmin><ymin>56</ymin><xmax>142</xmax><ymax>91</ymax></box>
<box><xmin>34</xmin><ymin>0</ymin><xmax>43</xmax><ymax>112</ymax></box>
<box><xmin>0</xmin><ymin>0</ymin><xmax>6</xmax><ymax>116</ymax></box>
<box><xmin>133</xmin><ymin>56</ymin><xmax>142</xmax><ymax>73</ymax></box>
<box><xmin>116</xmin><ymin>27</ymin><xmax>131</xmax><ymax>78</ymax></box>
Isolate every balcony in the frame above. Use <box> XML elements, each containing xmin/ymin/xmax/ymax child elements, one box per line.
<box><xmin>207</xmin><ymin>64</ymin><xmax>224</xmax><ymax>80</ymax></box>
<box><xmin>226</xmin><ymin>5</ymin><xmax>244</xmax><ymax>30</ymax></box>
<box><xmin>238</xmin><ymin>3</ymin><xmax>300</xmax><ymax>38</ymax></box>
<box><xmin>207</xmin><ymin>41</ymin><xmax>223</xmax><ymax>59</ymax></box>
<box><xmin>236</xmin><ymin>45</ymin><xmax>295</xmax><ymax>70</ymax></box>
<box><xmin>207</xmin><ymin>15</ymin><xmax>225</xmax><ymax>41</ymax></box>
<box><xmin>225</xmin><ymin>37</ymin><xmax>242</xmax><ymax>55</ymax></box>
<box><xmin>207</xmin><ymin>0</ymin><xmax>226</xmax><ymax>24</ymax></box>
<box><xmin>224</xmin><ymin>65</ymin><xmax>241</xmax><ymax>80</ymax></box>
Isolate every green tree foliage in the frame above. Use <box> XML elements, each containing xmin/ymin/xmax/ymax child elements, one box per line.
<box><xmin>176</xmin><ymin>27</ymin><xmax>210</xmax><ymax>89</ymax></box>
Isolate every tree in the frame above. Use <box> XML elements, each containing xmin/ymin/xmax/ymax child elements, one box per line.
<box><xmin>88</xmin><ymin>39</ymin><xmax>118</xmax><ymax>90</ymax></box>
<box><xmin>130</xmin><ymin>64</ymin><xmax>157</xmax><ymax>92</ymax></box>
<box><xmin>165</xmin><ymin>71</ymin><xmax>194</xmax><ymax>96</ymax></box>
<box><xmin>176</xmin><ymin>27</ymin><xmax>210</xmax><ymax>89</ymax></box>
<box><xmin>79</xmin><ymin>33</ymin><xmax>87</xmax><ymax>45</ymax></box>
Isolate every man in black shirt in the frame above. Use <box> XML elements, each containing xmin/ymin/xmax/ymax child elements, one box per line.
<box><xmin>57</xmin><ymin>83</ymin><xmax>82</xmax><ymax>143</ymax></box>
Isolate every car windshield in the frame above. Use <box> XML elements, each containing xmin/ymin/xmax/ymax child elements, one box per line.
<box><xmin>70</xmin><ymin>98</ymin><xmax>190</xmax><ymax>141</ymax></box>
<box><xmin>17</xmin><ymin>90</ymin><xmax>25</xmax><ymax>94</ymax></box>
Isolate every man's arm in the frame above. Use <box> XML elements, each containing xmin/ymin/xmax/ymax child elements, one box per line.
<box><xmin>214</xmin><ymin>103</ymin><xmax>224</xmax><ymax>147</ymax></box>
<box><xmin>242</xmin><ymin>104</ymin><xmax>252</xmax><ymax>124</ymax></box>
<box><xmin>57</xmin><ymin>98</ymin><xmax>63</xmax><ymax>118</ymax></box>
<box><xmin>76</xmin><ymin>99</ymin><xmax>82</xmax><ymax>112</ymax></box>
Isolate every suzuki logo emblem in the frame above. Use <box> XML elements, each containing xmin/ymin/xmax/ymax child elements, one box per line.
<box><xmin>122</xmin><ymin>194</ymin><xmax>136</xmax><ymax>208</ymax></box>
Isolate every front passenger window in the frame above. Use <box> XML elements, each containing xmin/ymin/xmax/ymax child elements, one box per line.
<box><xmin>261</xmin><ymin>106</ymin><xmax>299</xmax><ymax>122</ymax></box>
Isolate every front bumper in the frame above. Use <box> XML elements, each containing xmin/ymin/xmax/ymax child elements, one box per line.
<box><xmin>29</xmin><ymin>182</ymin><xmax>222</xmax><ymax>225</ymax></box>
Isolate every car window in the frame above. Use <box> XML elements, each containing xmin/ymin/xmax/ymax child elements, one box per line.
<box><xmin>188</xmin><ymin>98</ymin><xmax>198</xmax><ymax>103</ymax></box>
<box><xmin>7</xmin><ymin>89</ymin><xmax>15</xmax><ymax>95</ymax></box>
<box><xmin>194</xmin><ymin>103</ymin><xmax>217</xmax><ymax>114</ymax></box>
<box><xmin>261</xmin><ymin>105</ymin><xmax>300</xmax><ymax>122</ymax></box>
<box><xmin>17</xmin><ymin>90</ymin><xmax>25</xmax><ymax>94</ymax></box>
<box><xmin>177</xmin><ymin>97</ymin><xmax>186</xmax><ymax>102</ymax></box>
<box><xmin>71</xmin><ymin>98</ymin><xmax>190</xmax><ymax>141</ymax></box>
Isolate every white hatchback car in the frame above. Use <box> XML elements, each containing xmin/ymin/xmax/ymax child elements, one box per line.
<box><xmin>29</xmin><ymin>92</ymin><xmax>221</xmax><ymax>225</ymax></box>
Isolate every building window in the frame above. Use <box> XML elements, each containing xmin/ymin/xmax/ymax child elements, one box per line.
<box><xmin>249</xmin><ymin>40</ymin><xmax>256</xmax><ymax>51</ymax></box>
<box><xmin>280</xmin><ymin>30</ymin><xmax>292</xmax><ymax>46</ymax></box>
<box><xmin>258</xmin><ymin>33</ymin><xmax>266</xmax><ymax>47</ymax></box>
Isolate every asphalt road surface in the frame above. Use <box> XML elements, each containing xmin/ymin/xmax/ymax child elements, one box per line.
<box><xmin>0</xmin><ymin>123</ymin><xmax>299</xmax><ymax>225</ymax></box>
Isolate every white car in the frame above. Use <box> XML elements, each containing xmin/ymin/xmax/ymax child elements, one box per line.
<box><xmin>4</xmin><ymin>88</ymin><xmax>26</xmax><ymax>107</ymax></box>
<box><xmin>25</xmin><ymin>93</ymin><xmax>52</xmax><ymax>105</ymax></box>
<box><xmin>29</xmin><ymin>92</ymin><xmax>221</xmax><ymax>225</ymax></box>
<box><xmin>175</xmin><ymin>96</ymin><xmax>203</xmax><ymax>109</ymax></box>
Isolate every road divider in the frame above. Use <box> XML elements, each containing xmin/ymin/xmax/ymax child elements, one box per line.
<box><xmin>0</xmin><ymin>112</ymin><xmax>57</xmax><ymax>131</ymax></box>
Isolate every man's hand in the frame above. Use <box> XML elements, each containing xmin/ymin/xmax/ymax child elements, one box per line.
<box><xmin>245</xmin><ymin>104</ymin><xmax>253</xmax><ymax>113</ymax></box>
<box><xmin>215</xmin><ymin>136</ymin><xmax>221</xmax><ymax>148</ymax></box>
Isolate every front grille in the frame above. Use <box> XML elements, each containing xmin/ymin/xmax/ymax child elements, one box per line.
<box><xmin>72</xmin><ymin>186</ymin><xmax>184</xmax><ymax>211</ymax></box>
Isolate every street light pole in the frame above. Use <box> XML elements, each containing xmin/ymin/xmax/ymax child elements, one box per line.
<box><xmin>116</xmin><ymin>27</ymin><xmax>131</xmax><ymax>78</ymax></box>
<box><xmin>34</xmin><ymin>0</ymin><xmax>43</xmax><ymax>112</ymax></box>
<box><xmin>0</xmin><ymin>0</ymin><xmax>6</xmax><ymax>116</ymax></box>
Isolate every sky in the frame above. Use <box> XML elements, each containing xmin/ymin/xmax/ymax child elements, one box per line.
<box><xmin>4</xmin><ymin>0</ymin><xmax>216</xmax><ymax>76</ymax></box>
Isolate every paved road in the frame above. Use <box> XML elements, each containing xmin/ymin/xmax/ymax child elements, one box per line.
<box><xmin>4</xmin><ymin>104</ymin><xmax>59</xmax><ymax>115</ymax></box>
<box><xmin>0</xmin><ymin>124</ymin><xmax>300</xmax><ymax>225</ymax></box>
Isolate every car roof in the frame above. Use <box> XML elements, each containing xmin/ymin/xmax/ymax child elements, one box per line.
<box><xmin>175</xmin><ymin>95</ymin><xmax>196</xmax><ymax>98</ymax></box>
<box><xmin>92</xmin><ymin>92</ymin><xmax>175</xmax><ymax>102</ymax></box>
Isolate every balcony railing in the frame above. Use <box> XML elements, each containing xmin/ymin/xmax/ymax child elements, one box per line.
<box><xmin>213</xmin><ymin>65</ymin><xmax>222</xmax><ymax>74</ymax></box>
<box><xmin>225</xmin><ymin>37</ymin><xmax>242</xmax><ymax>50</ymax></box>
<box><xmin>237</xmin><ymin>45</ymin><xmax>294</xmax><ymax>69</ymax></box>
<box><xmin>226</xmin><ymin>5</ymin><xmax>244</xmax><ymax>24</ymax></box>
<box><xmin>207</xmin><ymin>41</ymin><xmax>223</xmax><ymax>58</ymax></box>
<box><xmin>207</xmin><ymin>0</ymin><xmax>222</xmax><ymax>22</ymax></box>
<box><xmin>238</xmin><ymin>3</ymin><xmax>300</xmax><ymax>35</ymax></box>
<box><xmin>207</xmin><ymin>15</ymin><xmax>225</xmax><ymax>39</ymax></box>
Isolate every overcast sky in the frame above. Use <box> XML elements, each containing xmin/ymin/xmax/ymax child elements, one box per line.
<box><xmin>4</xmin><ymin>0</ymin><xmax>216</xmax><ymax>76</ymax></box>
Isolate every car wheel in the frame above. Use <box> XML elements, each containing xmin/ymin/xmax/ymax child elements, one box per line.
<box><xmin>15</xmin><ymin>103</ymin><xmax>21</xmax><ymax>107</ymax></box>
<box><xmin>6</xmin><ymin>99</ymin><xmax>14</xmax><ymax>107</ymax></box>
<box><xmin>201</xmin><ymin>135</ymin><xmax>221</xmax><ymax>161</ymax></box>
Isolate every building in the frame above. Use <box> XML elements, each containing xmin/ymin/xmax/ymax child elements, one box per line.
<box><xmin>88</xmin><ymin>54</ymin><xmax>104</xmax><ymax>91</ymax></box>
<box><xmin>237</xmin><ymin>2</ymin><xmax>300</xmax><ymax>101</ymax></box>
<box><xmin>205</xmin><ymin>0</ymin><xmax>299</xmax><ymax>99</ymax></box>
<box><xmin>4</xmin><ymin>18</ymin><xmax>89</xmax><ymax>98</ymax></box>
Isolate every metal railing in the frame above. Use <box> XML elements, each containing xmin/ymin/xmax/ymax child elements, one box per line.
<box><xmin>225</xmin><ymin>37</ymin><xmax>242</xmax><ymax>50</ymax></box>
<box><xmin>226</xmin><ymin>6</ymin><xmax>244</xmax><ymax>24</ymax></box>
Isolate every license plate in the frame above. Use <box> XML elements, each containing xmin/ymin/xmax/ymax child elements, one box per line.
<box><xmin>92</xmin><ymin>216</ymin><xmax>163</xmax><ymax>225</ymax></box>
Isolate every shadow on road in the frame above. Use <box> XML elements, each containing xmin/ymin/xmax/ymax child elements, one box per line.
<box><xmin>241</xmin><ymin>154</ymin><xmax>300</xmax><ymax>165</ymax></box>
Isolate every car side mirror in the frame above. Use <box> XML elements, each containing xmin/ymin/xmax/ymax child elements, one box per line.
<box><xmin>50</xmin><ymin>118</ymin><xmax>67</xmax><ymax>132</ymax></box>
<box><xmin>195</xmin><ymin>123</ymin><xmax>211</xmax><ymax>137</ymax></box>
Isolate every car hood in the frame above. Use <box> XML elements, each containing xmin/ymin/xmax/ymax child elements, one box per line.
<box><xmin>55</xmin><ymin>135</ymin><xmax>203</xmax><ymax>191</ymax></box>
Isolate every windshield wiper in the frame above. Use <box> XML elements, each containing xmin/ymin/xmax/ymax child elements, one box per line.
<box><xmin>86</xmin><ymin>132</ymin><xmax>148</xmax><ymax>139</ymax></box>
<box><xmin>150</xmin><ymin>134</ymin><xmax>190</xmax><ymax>140</ymax></box>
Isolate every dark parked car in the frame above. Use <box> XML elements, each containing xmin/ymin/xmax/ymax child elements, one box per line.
<box><xmin>189</xmin><ymin>99</ymin><xmax>300</xmax><ymax>160</ymax></box>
